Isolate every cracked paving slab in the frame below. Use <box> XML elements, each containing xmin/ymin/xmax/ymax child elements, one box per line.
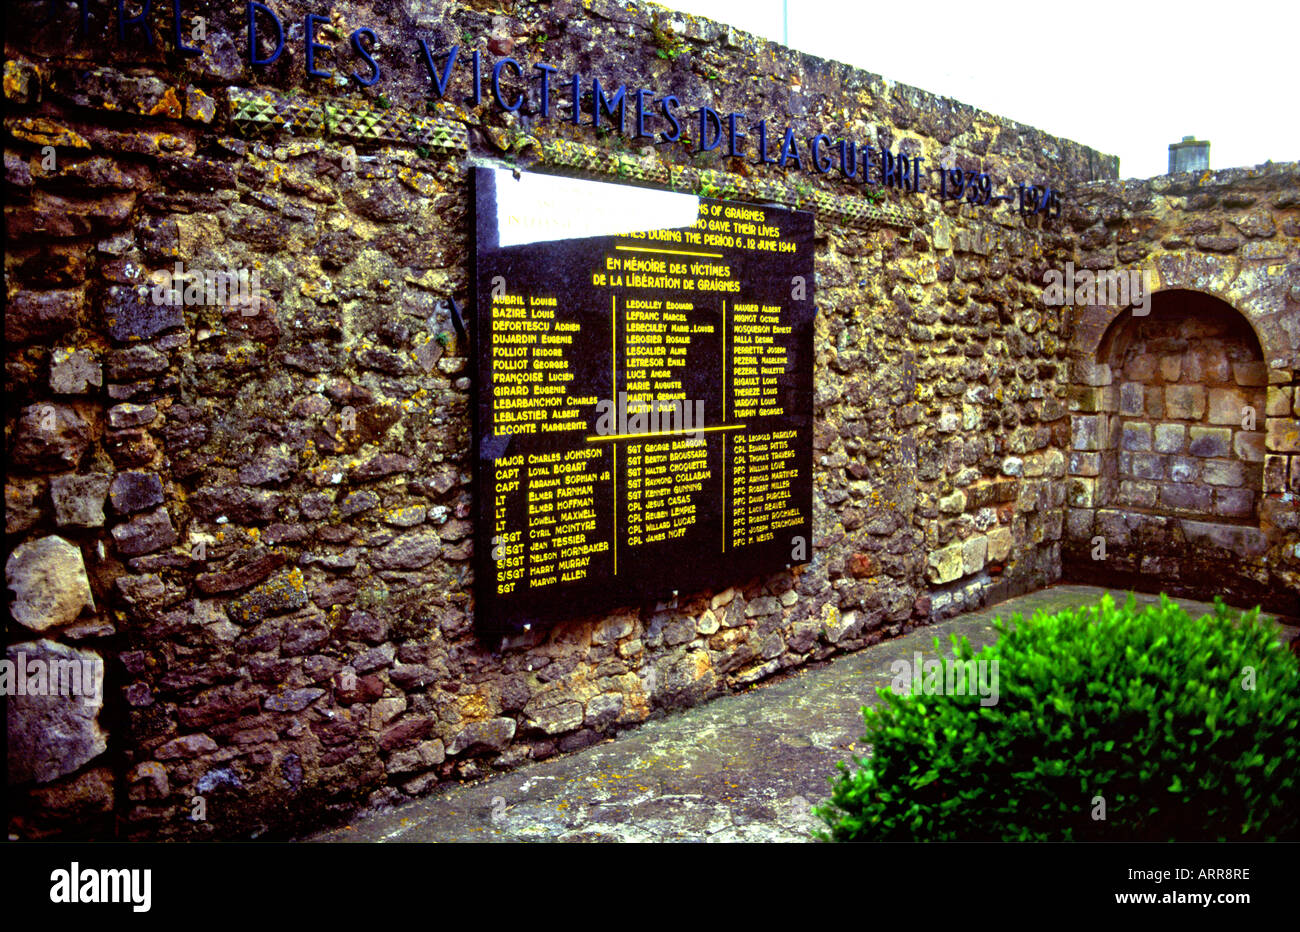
<box><xmin>308</xmin><ymin>584</ymin><xmax>1297</xmax><ymax>843</ymax></box>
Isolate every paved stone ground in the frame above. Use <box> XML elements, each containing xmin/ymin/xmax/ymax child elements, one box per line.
<box><xmin>308</xmin><ymin>585</ymin><xmax>1298</xmax><ymax>843</ymax></box>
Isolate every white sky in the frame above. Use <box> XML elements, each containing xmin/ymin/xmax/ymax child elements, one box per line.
<box><xmin>658</xmin><ymin>0</ymin><xmax>1299</xmax><ymax>180</ymax></box>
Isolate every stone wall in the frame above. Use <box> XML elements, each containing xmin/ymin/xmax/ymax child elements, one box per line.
<box><xmin>2</xmin><ymin>0</ymin><xmax>1293</xmax><ymax>840</ymax></box>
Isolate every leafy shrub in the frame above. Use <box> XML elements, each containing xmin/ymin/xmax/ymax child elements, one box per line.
<box><xmin>814</xmin><ymin>594</ymin><xmax>1300</xmax><ymax>841</ymax></box>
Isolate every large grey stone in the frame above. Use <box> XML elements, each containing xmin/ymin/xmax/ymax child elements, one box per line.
<box><xmin>927</xmin><ymin>540</ymin><xmax>963</xmax><ymax>583</ymax></box>
<box><xmin>111</xmin><ymin>507</ymin><xmax>178</xmax><ymax>556</ymax></box>
<box><xmin>11</xmin><ymin>403</ymin><xmax>93</xmax><ymax>471</ymax></box>
<box><xmin>109</xmin><ymin>471</ymin><xmax>164</xmax><ymax>514</ymax></box>
<box><xmin>6</xmin><ymin>477</ymin><xmax>49</xmax><ymax>535</ymax></box>
<box><xmin>5</xmin><ymin>535</ymin><xmax>95</xmax><ymax>631</ymax></box>
<box><xmin>370</xmin><ymin>531</ymin><xmax>442</xmax><ymax>570</ymax></box>
<box><xmin>6</xmin><ymin>640</ymin><xmax>107</xmax><ymax>784</ymax></box>
<box><xmin>50</xmin><ymin>473</ymin><xmax>111</xmax><ymax>528</ymax></box>
<box><xmin>103</xmin><ymin>284</ymin><xmax>184</xmax><ymax>342</ymax></box>
<box><xmin>446</xmin><ymin>718</ymin><xmax>517</xmax><ymax>755</ymax></box>
<box><xmin>49</xmin><ymin>348</ymin><xmax>102</xmax><ymax>394</ymax></box>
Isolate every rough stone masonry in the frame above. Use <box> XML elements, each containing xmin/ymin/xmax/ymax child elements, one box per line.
<box><xmin>4</xmin><ymin>0</ymin><xmax>1297</xmax><ymax>840</ymax></box>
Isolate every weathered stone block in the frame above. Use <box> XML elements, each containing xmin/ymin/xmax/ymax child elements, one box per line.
<box><xmin>1265</xmin><ymin>386</ymin><xmax>1291</xmax><ymax>417</ymax></box>
<box><xmin>1207</xmin><ymin>387</ymin><xmax>1249</xmax><ymax>426</ymax></box>
<box><xmin>155</xmin><ymin>733</ymin><xmax>218</xmax><ymax>760</ymax></box>
<box><xmin>1120</xmin><ymin>421</ymin><xmax>1152</xmax><ymax>451</ymax></box>
<box><xmin>1202</xmin><ymin>460</ymin><xmax>1245</xmax><ymax>486</ymax></box>
<box><xmin>1214</xmin><ymin>488</ymin><xmax>1254</xmax><ymax>518</ymax></box>
<box><xmin>1265</xmin><ymin>418</ymin><xmax>1300</xmax><ymax>453</ymax></box>
<box><xmin>1159</xmin><ymin>355</ymin><xmax>1181</xmax><ymax>382</ymax></box>
<box><xmin>1188</xmin><ymin>426</ymin><xmax>1232</xmax><ymax>458</ymax></box>
<box><xmin>1262</xmin><ymin>455</ymin><xmax>1288</xmax><ymax>493</ymax></box>
<box><xmin>938</xmin><ymin>490</ymin><xmax>966</xmax><ymax>513</ymax></box>
<box><xmin>1159</xmin><ymin>483</ymin><xmax>1212</xmax><ymax>512</ymax></box>
<box><xmin>50</xmin><ymin>473</ymin><xmax>111</xmax><ymax>527</ymax></box>
<box><xmin>820</xmin><ymin>604</ymin><xmax>862</xmax><ymax>644</ymax></box>
<box><xmin>6</xmin><ymin>640</ymin><xmax>107</xmax><ymax>783</ymax></box>
<box><xmin>265</xmin><ymin>688</ymin><xmax>325</xmax><ymax>712</ymax></box>
<box><xmin>111</xmin><ymin>507</ymin><xmax>177</xmax><ymax>556</ymax></box>
<box><xmin>227</xmin><ymin>568</ymin><xmax>309</xmax><ymax>625</ymax></box>
<box><xmin>103</xmin><ymin>285</ymin><xmax>184</xmax><ymax>342</ymax></box>
<box><xmin>447</xmin><ymin>718</ymin><xmax>517</xmax><ymax>755</ymax></box>
<box><xmin>1068</xmin><ymin>385</ymin><xmax>1103</xmax><ymax>412</ymax></box>
<box><xmin>524</xmin><ymin>699</ymin><xmax>585</xmax><ymax>735</ymax></box>
<box><xmin>107</xmin><ymin>402</ymin><xmax>157</xmax><ymax>428</ymax></box>
<box><xmin>1044</xmin><ymin>449</ymin><xmax>1066</xmax><ymax>478</ymax></box>
<box><xmin>370</xmin><ymin>697</ymin><xmax>406</xmax><ymax>731</ymax></box>
<box><xmin>49</xmin><ymin>348</ymin><xmax>102</xmax><ymax>394</ymax></box>
<box><xmin>109</xmin><ymin>471</ymin><xmax>164</xmax><ymax>513</ymax></box>
<box><xmin>370</xmin><ymin>531</ymin><xmax>442</xmax><ymax>569</ymax></box>
<box><xmin>1130</xmin><ymin>453</ymin><xmax>1165</xmax><ymax>480</ymax></box>
<box><xmin>1185</xmin><ymin>346</ymin><xmax>1231</xmax><ymax>383</ymax></box>
<box><xmin>1232</xmin><ymin>361</ymin><xmax>1268</xmax><ymax>387</ymax></box>
<box><xmin>1118</xmin><ymin>480</ymin><xmax>1158</xmax><ymax>509</ymax></box>
<box><xmin>378</xmin><ymin>716</ymin><xmax>435</xmax><ymax>752</ymax></box>
<box><xmin>387</xmin><ymin>739</ymin><xmax>445</xmax><ymax>774</ymax></box>
<box><xmin>926</xmin><ymin>541</ymin><xmax>963</xmax><ymax>584</ymax></box>
<box><xmin>6</xmin><ymin>477</ymin><xmax>49</xmax><ymax>535</ymax></box>
<box><xmin>12</xmin><ymin>403</ymin><xmax>93</xmax><ymax>472</ymax></box>
<box><xmin>128</xmin><ymin>761</ymin><xmax>170</xmax><ymax>800</ymax></box>
<box><xmin>1069</xmin><ymin>451</ymin><xmax>1101</xmax><ymax>476</ymax></box>
<box><xmin>1119</xmin><ymin>382</ymin><xmax>1145</xmax><ymax>416</ymax></box>
<box><xmin>1164</xmin><ymin>385</ymin><xmax>1206</xmax><ymax>420</ymax></box>
<box><xmin>5</xmin><ymin>289</ymin><xmax>85</xmax><ymax>344</ymax></box>
<box><xmin>6</xmin><ymin>535</ymin><xmax>95</xmax><ymax>631</ymax></box>
<box><xmin>1068</xmin><ymin>476</ymin><xmax>1097</xmax><ymax>508</ymax></box>
<box><xmin>1124</xmin><ymin>354</ymin><xmax>1157</xmax><ymax>381</ymax></box>
<box><xmin>962</xmin><ymin>536</ymin><xmax>988</xmax><ymax>575</ymax></box>
<box><xmin>1071</xmin><ymin>414</ymin><xmax>1106</xmax><ymax>451</ymax></box>
<box><xmin>1179</xmin><ymin>520</ymin><xmax>1268</xmax><ymax>557</ymax></box>
<box><xmin>1169</xmin><ymin>456</ymin><xmax>1199</xmax><ymax>483</ymax></box>
<box><xmin>106</xmin><ymin>345</ymin><xmax>168</xmax><ymax>381</ymax></box>
<box><xmin>984</xmin><ymin>526</ymin><xmax>1012</xmax><ymax>562</ymax></box>
<box><xmin>1075</xmin><ymin>360</ymin><xmax>1112</xmax><ymax>386</ymax></box>
<box><xmin>1153</xmin><ymin>423</ymin><xmax>1185</xmax><ymax>453</ymax></box>
<box><xmin>339</xmin><ymin>490</ymin><xmax>378</xmax><ymax>517</ymax></box>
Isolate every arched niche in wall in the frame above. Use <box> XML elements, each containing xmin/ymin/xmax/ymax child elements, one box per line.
<box><xmin>1094</xmin><ymin>289</ymin><xmax>1267</xmax><ymax>523</ymax></box>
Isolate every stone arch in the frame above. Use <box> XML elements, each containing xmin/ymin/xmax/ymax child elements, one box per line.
<box><xmin>1067</xmin><ymin>254</ymin><xmax>1297</xmax><ymax>374</ymax></box>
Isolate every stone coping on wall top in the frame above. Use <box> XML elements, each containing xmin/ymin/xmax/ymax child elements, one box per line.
<box><xmin>226</xmin><ymin>86</ymin><xmax>918</xmax><ymax>232</ymax></box>
<box><xmin>222</xmin><ymin>87</ymin><xmax>1064</xmax><ymax>242</ymax></box>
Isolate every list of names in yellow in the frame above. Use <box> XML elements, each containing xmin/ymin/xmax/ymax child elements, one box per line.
<box><xmin>491</xmin><ymin>292</ymin><xmax>595</xmax><ymax>435</ymax></box>
<box><xmin>491</xmin><ymin>448</ymin><xmax>611</xmax><ymax>595</ymax></box>
<box><xmin>730</xmin><ymin>302</ymin><xmax>793</xmax><ymax>419</ymax></box>
<box><xmin>729</xmin><ymin>430</ymin><xmax>805</xmax><ymax>548</ymax></box>
<box><xmin>624</xmin><ymin>437</ymin><xmax>712</xmax><ymax>546</ymax></box>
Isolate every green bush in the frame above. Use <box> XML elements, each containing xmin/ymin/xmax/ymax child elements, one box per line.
<box><xmin>814</xmin><ymin>594</ymin><xmax>1300</xmax><ymax>841</ymax></box>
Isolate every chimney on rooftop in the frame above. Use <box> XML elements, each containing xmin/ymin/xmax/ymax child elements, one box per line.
<box><xmin>1168</xmin><ymin>136</ymin><xmax>1210</xmax><ymax>174</ymax></box>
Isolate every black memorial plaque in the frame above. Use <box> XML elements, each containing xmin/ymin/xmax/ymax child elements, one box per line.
<box><xmin>472</xmin><ymin>168</ymin><xmax>814</xmax><ymax>636</ymax></box>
